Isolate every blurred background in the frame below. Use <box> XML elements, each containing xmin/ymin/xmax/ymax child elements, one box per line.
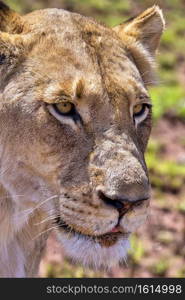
<box><xmin>6</xmin><ymin>0</ymin><xmax>185</xmax><ymax>277</ymax></box>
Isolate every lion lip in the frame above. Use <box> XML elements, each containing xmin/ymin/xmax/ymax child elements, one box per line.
<box><xmin>110</xmin><ymin>225</ymin><xmax>123</xmax><ymax>233</ymax></box>
<box><xmin>55</xmin><ymin>217</ymin><xmax>129</xmax><ymax>240</ymax></box>
<box><xmin>56</xmin><ymin>217</ymin><xmax>130</xmax><ymax>247</ymax></box>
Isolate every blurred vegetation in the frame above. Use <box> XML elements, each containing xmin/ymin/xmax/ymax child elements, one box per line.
<box><xmin>5</xmin><ymin>0</ymin><xmax>185</xmax><ymax>278</ymax></box>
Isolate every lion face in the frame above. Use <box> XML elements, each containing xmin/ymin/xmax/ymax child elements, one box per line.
<box><xmin>0</xmin><ymin>4</ymin><xmax>164</xmax><ymax>269</ymax></box>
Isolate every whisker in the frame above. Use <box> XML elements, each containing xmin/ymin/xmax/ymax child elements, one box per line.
<box><xmin>20</xmin><ymin>195</ymin><xmax>58</xmax><ymax>215</ymax></box>
<box><xmin>33</xmin><ymin>213</ymin><xmax>59</xmax><ymax>226</ymax></box>
<box><xmin>66</xmin><ymin>224</ymin><xmax>73</xmax><ymax>240</ymax></box>
<box><xmin>122</xmin><ymin>255</ymin><xmax>128</xmax><ymax>268</ymax></box>
<box><xmin>30</xmin><ymin>194</ymin><xmax>58</xmax><ymax>211</ymax></box>
<box><xmin>32</xmin><ymin>225</ymin><xmax>58</xmax><ymax>241</ymax></box>
<box><xmin>13</xmin><ymin>195</ymin><xmax>58</xmax><ymax>220</ymax></box>
<box><xmin>0</xmin><ymin>194</ymin><xmax>25</xmax><ymax>200</ymax></box>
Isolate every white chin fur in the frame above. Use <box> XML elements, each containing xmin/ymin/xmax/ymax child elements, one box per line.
<box><xmin>56</xmin><ymin>230</ymin><xmax>130</xmax><ymax>270</ymax></box>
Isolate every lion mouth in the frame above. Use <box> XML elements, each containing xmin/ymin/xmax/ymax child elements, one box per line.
<box><xmin>55</xmin><ymin>217</ymin><xmax>129</xmax><ymax>247</ymax></box>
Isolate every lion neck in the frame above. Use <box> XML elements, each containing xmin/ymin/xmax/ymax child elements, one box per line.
<box><xmin>0</xmin><ymin>182</ymin><xmax>52</xmax><ymax>277</ymax></box>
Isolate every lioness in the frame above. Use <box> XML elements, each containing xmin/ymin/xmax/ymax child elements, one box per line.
<box><xmin>0</xmin><ymin>2</ymin><xmax>164</xmax><ymax>277</ymax></box>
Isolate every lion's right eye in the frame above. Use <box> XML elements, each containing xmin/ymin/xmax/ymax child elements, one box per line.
<box><xmin>53</xmin><ymin>102</ymin><xmax>75</xmax><ymax>116</ymax></box>
<box><xmin>47</xmin><ymin>101</ymin><xmax>82</xmax><ymax>126</ymax></box>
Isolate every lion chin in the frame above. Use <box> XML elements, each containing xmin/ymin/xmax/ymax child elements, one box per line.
<box><xmin>56</xmin><ymin>230</ymin><xmax>130</xmax><ymax>270</ymax></box>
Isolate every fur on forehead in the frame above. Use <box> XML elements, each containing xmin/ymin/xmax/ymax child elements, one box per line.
<box><xmin>0</xmin><ymin>3</ymin><xmax>164</xmax><ymax>87</ymax></box>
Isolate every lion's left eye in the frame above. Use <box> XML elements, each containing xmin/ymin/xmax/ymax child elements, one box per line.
<box><xmin>133</xmin><ymin>103</ymin><xmax>151</xmax><ymax>125</ymax></box>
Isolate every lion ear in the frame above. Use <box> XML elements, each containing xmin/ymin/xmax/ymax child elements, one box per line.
<box><xmin>0</xmin><ymin>3</ymin><xmax>29</xmax><ymax>79</ymax></box>
<box><xmin>0</xmin><ymin>32</ymin><xmax>27</xmax><ymax>80</ymax></box>
<box><xmin>0</xmin><ymin>1</ymin><xmax>24</xmax><ymax>33</ymax></box>
<box><xmin>113</xmin><ymin>5</ymin><xmax>165</xmax><ymax>84</ymax></box>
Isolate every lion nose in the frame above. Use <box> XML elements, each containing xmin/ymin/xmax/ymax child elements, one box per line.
<box><xmin>97</xmin><ymin>190</ymin><xmax>149</xmax><ymax>214</ymax></box>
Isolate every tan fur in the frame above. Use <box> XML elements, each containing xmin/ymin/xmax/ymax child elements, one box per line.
<box><xmin>0</xmin><ymin>2</ymin><xmax>164</xmax><ymax>277</ymax></box>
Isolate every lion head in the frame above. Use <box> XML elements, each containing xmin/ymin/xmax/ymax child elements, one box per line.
<box><xmin>0</xmin><ymin>2</ymin><xmax>164</xmax><ymax>275</ymax></box>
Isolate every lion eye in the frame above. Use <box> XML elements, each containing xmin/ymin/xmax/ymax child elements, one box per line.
<box><xmin>133</xmin><ymin>103</ymin><xmax>150</xmax><ymax>125</ymax></box>
<box><xmin>54</xmin><ymin>102</ymin><xmax>74</xmax><ymax>115</ymax></box>
<box><xmin>133</xmin><ymin>104</ymin><xmax>145</xmax><ymax>116</ymax></box>
<box><xmin>47</xmin><ymin>101</ymin><xmax>82</xmax><ymax>126</ymax></box>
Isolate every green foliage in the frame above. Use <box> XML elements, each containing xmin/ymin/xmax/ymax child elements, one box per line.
<box><xmin>149</xmin><ymin>85</ymin><xmax>185</xmax><ymax>121</ymax></box>
<box><xmin>71</xmin><ymin>0</ymin><xmax>130</xmax><ymax>14</ymax></box>
<box><xmin>177</xmin><ymin>200</ymin><xmax>185</xmax><ymax>214</ymax></box>
<box><xmin>5</xmin><ymin>0</ymin><xmax>23</xmax><ymax>12</ymax></box>
<box><xmin>150</xmin><ymin>259</ymin><xmax>169</xmax><ymax>276</ymax></box>
<box><xmin>129</xmin><ymin>234</ymin><xmax>145</xmax><ymax>264</ymax></box>
<box><xmin>177</xmin><ymin>268</ymin><xmax>185</xmax><ymax>278</ymax></box>
<box><xmin>156</xmin><ymin>230</ymin><xmax>174</xmax><ymax>244</ymax></box>
<box><xmin>146</xmin><ymin>139</ymin><xmax>185</xmax><ymax>190</ymax></box>
<box><xmin>45</xmin><ymin>260</ymin><xmax>104</xmax><ymax>278</ymax></box>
